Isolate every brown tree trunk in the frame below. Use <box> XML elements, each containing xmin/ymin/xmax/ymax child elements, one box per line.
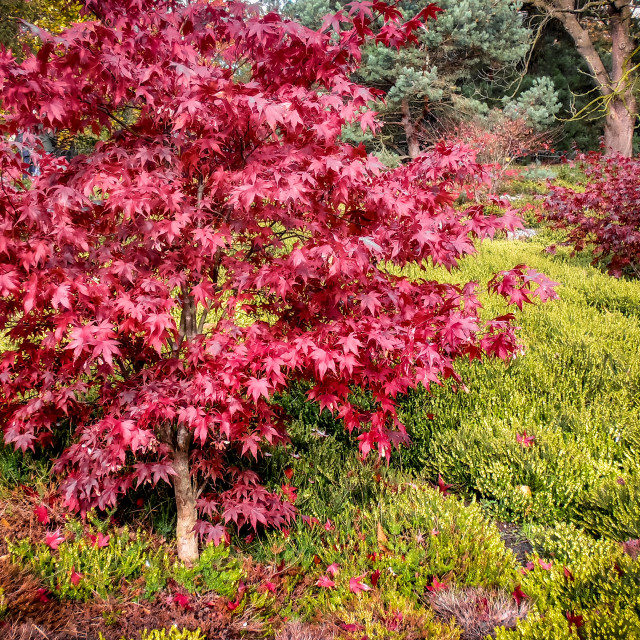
<box><xmin>604</xmin><ymin>2</ymin><xmax>637</xmax><ymax>156</ymax></box>
<box><xmin>401</xmin><ymin>99</ymin><xmax>420</xmax><ymax>159</ymax></box>
<box><xmin>604</xmin><ymin>96</ymin><xmax>637</xmax><ymax>156</ymax></box>
<box><xmin>534</xmin><ymin>1</ymin><xmax>637</xmax><ymax>156</ymax></box>
<box><xmin>173</xmin><ymin>430</ymin><xmax>199</xmax><ymax>565</ymax></box>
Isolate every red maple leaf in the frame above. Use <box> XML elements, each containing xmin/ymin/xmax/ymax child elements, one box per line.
<box><xmin>516</xmin><ymin>431</ymin><xmax>536</xmax><ymax>447</ymax></box>
<box><xmin>247</xmin><ymin>377</ymin><xmax>270</xmax><ymax>403</ymax></box>
<box><xmin>45</xmin><ymin>530</ymin><xmax>65</xmax><ymax>550</ymax></box>
<box><xmin>281</xmin><ymin>484</ymin><xmax>297</xmax><ymax>504</ymax></box>
<box><xmin>512</xmin><ymin>585</ymin><xmax>527</xmax><ymax>607</ymax></box>
<box><xmin>35</xmin><ymin>588</ymin><xmax>51</xmax><ymax>603</ymax></box>
<box><xmin>70</xmin><ymin>569</ymin><xmax>83</xmax><ymax>586</ymax></box>
<box><xmin>172</xmin><ymin>593</ymin><xmax>193</xmax><ymax>610</ymax></box>
<box><xmin>349</xmin><ymin>575</ymin><xmax>372</xmax><ymax>594</ymax></box>
<box><xmin>426</xmin><ymin>577</ymin><xmax>447</xmax><ymax>593</ymax></box>
<box><xmin>316</xmin><ymin>575</ymin><xmax>336</xmax><ymax>588</ymax></box>
<box><xmin>88</xmin><ymin>532</ymin><xmax>110</xmax><ymax>548</ymax></box>
<box><xmin>34</xmin><ymin>504</ymin><xmax>50</xmax><ymax>525</ymax></box>
<box><xmin>436</xmin><ymin>474</ymin><xmax>452</xmax><ymax>496</ymax></box>
<box><xmin>566</xmin><ymin>611</ymin><xmax>584</xmax><ymax>630</ymax></box>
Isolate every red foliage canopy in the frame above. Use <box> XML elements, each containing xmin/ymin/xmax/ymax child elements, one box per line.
<box><xmin>545</xmin><ymin>153</ymin><xmax>640</xmax><ymax>278</ymax></box>
<box><xmin>0</xmin><ymin>0</ymin><xmax>556</xmax><ymax>547</ymax></box>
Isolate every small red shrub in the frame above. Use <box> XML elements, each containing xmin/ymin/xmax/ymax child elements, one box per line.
<box><xmin>423</xmin><ymin>110</ymin><xmax>554</xmax><ymax>194</ymax></box>
<box><xmin>544</xmin><ymin>153</ymin><xmax>640</xmax><ymax>278</ymax></box>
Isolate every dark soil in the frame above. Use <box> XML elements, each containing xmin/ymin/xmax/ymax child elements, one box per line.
<box><xmin>0</xmin><ymin>559</ymin><xmax>266</xmax><ymax>640</ymax></box>
<box><xmin>495</xmin><ymin>522</ymin><xmax>533</xmax><ymax>564</ymax></box>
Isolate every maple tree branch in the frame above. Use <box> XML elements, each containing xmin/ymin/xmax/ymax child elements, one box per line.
<box><xmin>115</xmin><ymin>355</ymin><xmax>131</xmax><ymax>378</ymax></box>
<box><xmin>0</xmin><ymin>167</ymin><xmax>21</xmax><ymax>217</ymax></box>
<box><xmin>156</xmin><ymin>422</ymin><xmax>175</xmax><ymax>451</ymax></box>
<box><xmin>94</xmin><ymin>104</ymin><xmax>154</xmax><ymax>142</ymax></box>
<box><xmin>197</xmin><ymin>177</ymin><xmax>205</xmax><ymax>205</ymax></box>
<box><xmin>242</xmin><ymin>131</ymin><xmax>275</xmax><ymax>164</ymax></box>
<box><xmin>197</xmin><ymin>302</ymin><xmax>212</xmax><ymax>334</ymax></box>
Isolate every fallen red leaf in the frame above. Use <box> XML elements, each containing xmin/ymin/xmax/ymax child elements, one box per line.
<box><xmin>88</xmin><ymin>532</ymin><xmax>110</xmax><ymax>548</ymax></box>
<box><xmin>566</xmin><ymin>611</ymin><xmax>584</xmax><ymax>629</ymax></box>
<box><xmin>512</xmin><ymin>584</ymin><xmax>527</xmax><ymax>606</ymax></box>
<box><xmin>34</xmin><ymin>504</ymin><xmax>49</xmax><ymax>525</ymax></box>
<box><xmin>35</xmin><ymin>588</ymin><xmax>51</xmax><ymax>603</ymax></box>
<box><xmin>516</xmin><ymin>430</ymin><xmax>535</xmax><ymax>447</ymax></box>
<box><xmin>426</xmin><ymin>576</ymin><xmax>447</xmax><ymax>592</ymax></box>
<box><xmin>44</xmin><ymin>529</ymin><xmax>65</xmax><ymax>550</ymax></box>
<box><xmin>316</xmin><ymin>575</ymin><xmax>335</xmax><ymax>588</ymax></box>
<box><xmin>349</xmin><ymin>575</ymin><xmax>371</xmax><ymax>594</ymax></box>
<box><xmin>172</xmin><ymin>593</ymin><xmax>193</xmax><ymax>610</ymax></box>
<box><xmin>70</xmin><ymin>569</ymin><xmax>83</xmax><ymax>586</ymax></box>
<box><xmin>436</xmin><ymin>474</ymin><xmax>452</xmax><ymax>496</ymax></box>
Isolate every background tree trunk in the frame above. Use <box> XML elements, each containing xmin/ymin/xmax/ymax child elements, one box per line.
<box><xmin>401</xmin><ymin>99</ymin><xmax>421</xmax><ymax>159</ymax></box>
<box><xmin>604</xmin><ymin>2</ymin><xmax>638</xmax><ymax>156</ymax></box>
<box><xmin>604</xmin><ymin>96</ymin><xmax>637</xmax><ymax>156</ymax></box>
<box><xmin>173</xmin><ymin>430</ymin><xmax>199</xmax><ymax>565</ymax></box>
<box><xmin>532</xmin><ymin>0</ymin><xmax>637</xmax><ymax>156</ymax></box>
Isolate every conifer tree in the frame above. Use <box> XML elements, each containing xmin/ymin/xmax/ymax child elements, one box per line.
<box><xmin>291</xmin><ymin>0</ymin><xmax>538</xmax><ymax>158</ymax></box>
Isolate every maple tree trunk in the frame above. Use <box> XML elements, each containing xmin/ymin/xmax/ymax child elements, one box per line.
<box><xmin>173</xmin><ymin>296</ymin><xmax>200</xmax><ymax>565</ymax></box>
<box><xmin>173</xmin><ymin>433</ymin><xmax>199</xmax><ymax>565</ymax></box>
<box><xmin>401</xmin><ymin>99</ymin><xmax>420</xmax><ymax>159</ymax></box>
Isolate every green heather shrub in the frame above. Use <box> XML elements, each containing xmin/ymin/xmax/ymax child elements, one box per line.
<box><xmin>497</xmin><ymin>523</ymin><xmax>640</xmax><ymax>639</ymax></box>
<box><xmin>250</xmin><ymin>483</ymin><xmax>518</xmax><ymax>617</ymax></box>
<box><xmin>0</xmin><ymin>443</ymin><xmax>51</xmax><ymax>487</ymax></box>
<box><xmin>394</xmin><ymin>239</ymin><xmax>640</xmax><ymax>537</ymax></box>
<box><xmin>9</xmin><ymin>516</ymin><xmax>243</xmax><ymax>601</ymax></box>
<box><xmin>553</xmin><ymin>163</ymin><xmax>587</xmax><ymax>187</ymax></box>
<box><xmin>244</xmin><ymin>483</ymin><xmax>520</xmax><ymax>636</ymax></box>
<box><xmin>501</xmin><ymin>179</ymin><xmax>548</xmax><ymax>196</ymax></box>
<box><xmin>172</xmin><ymin>541</ymin><xmax>243</xmax><ymax>598</ymax></box>
<box><xmin>575</xmin><ymin>473</ymin><xmax>640</xmax><ymax>541</ymax></box>
<box><xmin>518</xmin><ymin>166</ymin><xmax>556</xmax><ymax>182</ymax></box>
<box><xmin>334</xmin><ymin>592</ymin><xmax>462</xmax><ymax>640</ymax></box>
<box><xmin>9</xmin><ymin>521</ymin><xmax>158</xmax><ymax>601</ymax></box>
<box><xmin>272</xmin><ymin>237</ymin><xmax>640</xmax><ymax>539</ymax></box>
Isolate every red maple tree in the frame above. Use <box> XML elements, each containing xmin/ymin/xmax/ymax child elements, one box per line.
<box><xmin>0</xmin><ymin>0</ymin><xmax>557</xmax><ymax>562</ymax></box>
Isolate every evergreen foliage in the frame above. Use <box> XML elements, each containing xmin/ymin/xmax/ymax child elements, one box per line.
<box><xmin>290</xmin><ymin>0</ymin><xmax>546</xmax><ymax>159</ymax></box>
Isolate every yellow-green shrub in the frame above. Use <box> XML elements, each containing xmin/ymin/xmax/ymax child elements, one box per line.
<box><xmin>497</xmin><ymin>523</ymin><xmax>640</xmax><ymax>639</ymax></box>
